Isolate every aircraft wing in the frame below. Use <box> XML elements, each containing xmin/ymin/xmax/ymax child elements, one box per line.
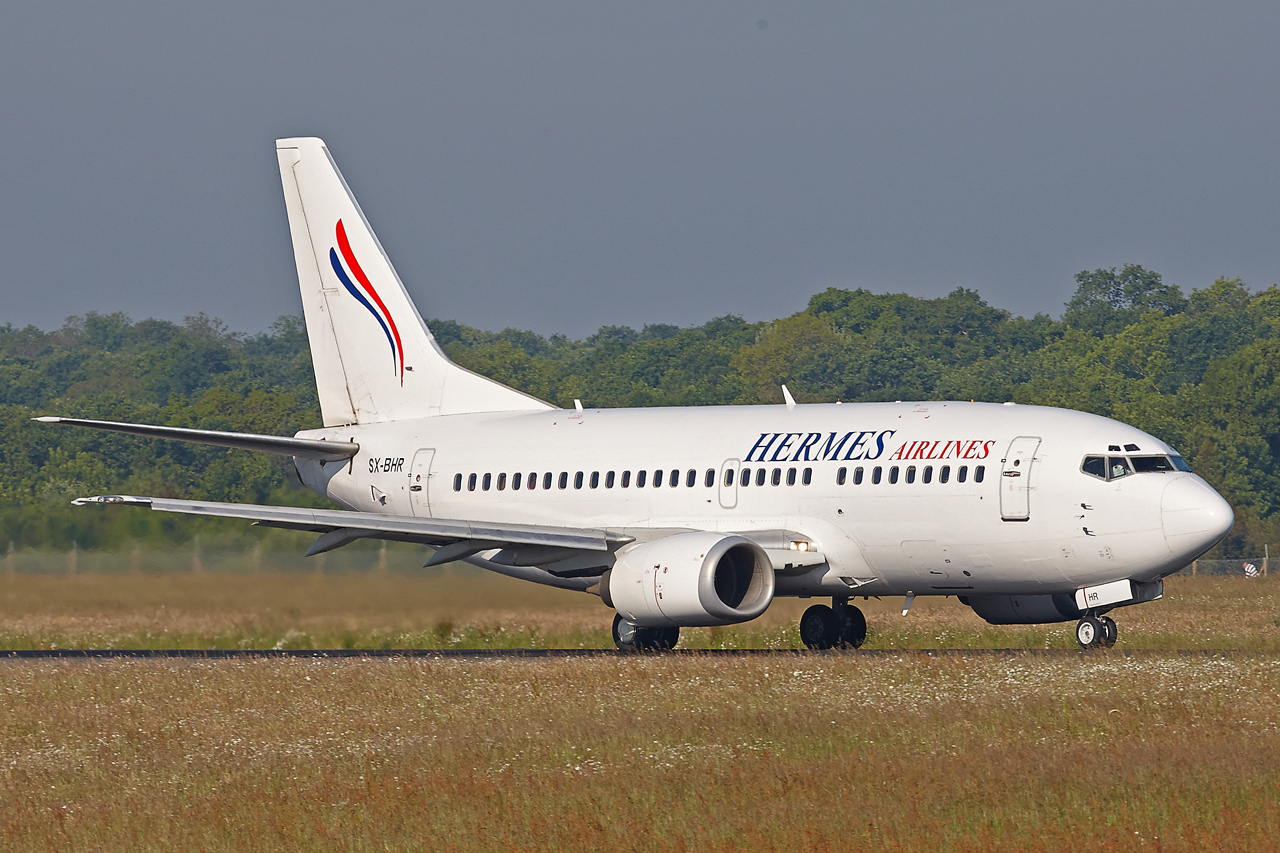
<box><xmin>71</xmin><ymin>494</ymin><xmax>632</xmax><ymax>565</ymax></box>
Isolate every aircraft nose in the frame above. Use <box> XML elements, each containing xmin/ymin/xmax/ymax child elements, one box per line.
<box><xmin>1162</xmin><ymin>476</ymin><xmax>1234</xmax><ymax>559</ymax></box>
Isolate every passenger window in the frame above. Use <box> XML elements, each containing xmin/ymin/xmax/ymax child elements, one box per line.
<box><xmin>670</xmin><ymin>470</ymin><xmax>680</xmax><ymax>487</ymax></box>
<box><xmin>543</xmin><ymin>472</ymin><xmax>553</xmax><ymax>490</ymax></box>
<box><xmin>772</xmin><ymin>468</ymin><xmax>782</xmax><ymax>486</ymax></box>
<box><xmin>836</xmin><ymin>467</ymin><xmax>847</xmax><ymax>486</ymax></box>
<box><xmin>468</xmin><ymin>473</ymin><xmax>477</xmax><ymax>491</ymax></box>
<box><xmin>975</xmin><ymin>466</ymin><xmax>985</xmax><ymax>483</ymax></box>
<box><xmin>786</xmin><ymin>468</ymin><xmax>796</xmax><ymax>486</ymax></box>
<box><xmin>939</xmin><ymin>465</ymin><xmax>949</xmax><ymax>483</ymax></box>
<box><xmin>528</xmin><ymin>473</ymin><xmax>536</xmax><ymax>490</ymax></box>
<box><xmin>513</xmin><ymin>473</ymin><xmax>522</xmax><ymax>490</ymax></box>
<box><xmin>725</xmin><ymin>469</ymin><xmax>735</xmax><ymax>487</ymax></box>
<box><xmin>606</xmin><ymin>471</ymin><xmax>615</xmax><ymax>488</ymax></box>
<box><xmin>756</xmin><ymin>468</ymin><xmax>767</xmax><ymax>487</ymax></box>
<box><xmin>1081</xmin><ymin>456</ymin><xmax>1106</xmax><ymax>479</ymax></box>
<box><xmin>705</xmin><ymin>469</ymin><xmax>715</xmax><ymax>487</ymax></box>
<box><xmin>923</xmin><ymin>466</ymin><xmax>932</xmax><ymax>484</ymax></box>
<box><xmin>958</xmin><ymin>466</ymin><xmax>968</xmax><ymax>483</ymax></box>
<box><xmin>497</xmin><ymin>473</ymin><xmax>506</xmax><ymax>491</ymax></box>
<box><xmin>622</xmin><ymin>470</ymin><xmax>631</xmax><ymax>488</ymax></box>
<box><xmin>654</xmin><ymin>469</ymin><xmax>664</xmax><ymax>488</ymax></box>
<box><xmin>889</xmin><ymin>466</ymin><xmax>899</xmax><ymax>485</ymax></box>
<box><xmin>558</xmin><ymin>472</ymin><xmax>568</xmax><ymax>490</ymax></box>
<box><xmin>575</xmin><ymin>472</ymin><xmax>584</xmax><ymax>489</ymax></box>
<box><xmin>686</xmin><ymin>469</ymin><xmax>696</xmax><ymax>488</ymax></box>
<box><xmin>905</xmin><ymin>466</ymin><xmax>916</xmax><ymax>484</ymax></box>
<box><xmin>803</xmin><ymin>468</ymin><xmax>812</xmax><ymax>485</ymax></box>
<box><xmin>483</xmin><ymin>473</ymin><xmax>492</xmax><ymax>491</ymax></box>
<box><xmin>590</xmin><ymin>472</ymin><xmax>599</xmax><ymax>489</ymax></box>
<box><xmin>740</xmin><ymin>468</ymin><xmax>751</xmax><ymax>487</ymax></box>
<box><xmin>637</xmin><ymin>470</ymin><xmax>647</xmax><ymax>488</ymax></box>
<box><xmin>453</xmin><ymin>473</ymin><xmax>462</xmax><ymax>491</ymax></box>
<box><xmin>1132</xmin><ymin>456</ymin><xmax>1174</xmax><ymax>473</ymax></box>
<box><xmin>854</xmin><ymin>467</ymin><xmax>864</xmax><ymax>485</ymax></box>
<box><xmin>1108</xmin><ymin>457</ymin><xmax>1131</xmax><ymax>480</ymax></box>
<box><xmin>872</xmin><ymin>467</ymin><xmax>882</xmax><ymax>485</ymax></box>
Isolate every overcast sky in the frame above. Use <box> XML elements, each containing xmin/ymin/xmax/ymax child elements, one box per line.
<box><xmin>3</xmin><ymin>2</ymin><xmax>1277</xmax><ymax>338</ymax></box>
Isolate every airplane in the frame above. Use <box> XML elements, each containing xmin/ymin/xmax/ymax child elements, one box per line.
<box><xmin>40</xmin><ymin>137</ymin><xmax>1235</xmax><ymax>651</ymax></box>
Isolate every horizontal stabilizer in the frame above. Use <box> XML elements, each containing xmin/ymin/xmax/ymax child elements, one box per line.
<box><xmin>35</xmin><ymin>417</ymin><xmax>358</xmax><ymax>460</ymax></box>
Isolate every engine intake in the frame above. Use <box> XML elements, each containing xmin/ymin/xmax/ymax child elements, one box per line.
<box><xmin>600</xmin><ymin>532</ymin><xmax>774</xmax><ymax>627</ymax></box>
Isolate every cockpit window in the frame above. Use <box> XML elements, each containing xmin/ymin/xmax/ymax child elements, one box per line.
<box><xmin>1081</xmin><ymin>456</ymin><xmax>1106</xmax><ymax>479</ymax></box>
<box><xmin>1108</xmin><ymin>457</ymin><xmax>1132</xmax><ymax>480</ymax></box>
<box><xmin>1131</xmin><ymin>455</ymin><xmax>1175</xmax><ymax>473</ymax></box>
<box><xmin>1171</xmin><ymin>455</ymin><xmax>1191</xmax><ymax>472</ymax></box>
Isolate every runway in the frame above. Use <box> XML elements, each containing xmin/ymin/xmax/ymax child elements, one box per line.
<box><xmin>0</xmin><ymin>648</ymin><xmax>1257</xmax><ymax>660</ymax></box>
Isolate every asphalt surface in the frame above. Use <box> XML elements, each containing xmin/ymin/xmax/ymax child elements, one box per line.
<box><xmin>0</xmin><ymin>648</ymin><xmax>1259</xmax><ymax>660</ymax></box>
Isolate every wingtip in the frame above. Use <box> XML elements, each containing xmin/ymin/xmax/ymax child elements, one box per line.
<box><xmin>71</xmin><ymin>495</ymin><xmax>151</xmax><ymax>507</ymax></box>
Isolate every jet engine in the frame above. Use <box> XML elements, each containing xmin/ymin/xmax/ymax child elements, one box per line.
<box><xmin>600</xmin><ymin>532</ymin><xmax>775</xmax><ymax>627</ymax></box>
<box><xmin>960</xmin><ymin>593</ymin><xmax>1083</xmax><ymax>625</ymax></box>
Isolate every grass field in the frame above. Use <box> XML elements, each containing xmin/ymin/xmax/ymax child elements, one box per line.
<box><xmin>1</xmin><ymin>567</ymin><xmax>1277</xmax><ymax>651</ymax></box>
<box><xmin>2</xmin><ymin>570</ymin><xmax>1279</xmax><ymax>850</ymax></box>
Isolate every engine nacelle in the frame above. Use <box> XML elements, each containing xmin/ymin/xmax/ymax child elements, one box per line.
<box><xmin>961</xmin><ymin>593</ymin><xmax>1083</xmax><ymax>625</ymax></box>
<box><xmin>600</xmin><ymin>532</ymin><xmax>775</xmax><ymax>627</ymax></box>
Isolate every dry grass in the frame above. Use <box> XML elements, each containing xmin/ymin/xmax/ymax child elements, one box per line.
<box><xmin>0</xmin><ymin>568</ymin><xmax>1277</xmax><ymax>651</ymax></box>
<box><xmin>1</xmin><ymin>654</ymin><xmax>1278</xmax><ymax>851</ymax></box>
<box><xmin>2</xmin><ymin>570</ymin><xmax>1279</xmax><ymax>849</ymax></box>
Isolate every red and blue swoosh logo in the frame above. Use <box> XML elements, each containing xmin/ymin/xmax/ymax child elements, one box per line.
<box><xmin>330</xmin><ymin>219</ymin><xmax>404</xmax><ymax>384</ymax></box>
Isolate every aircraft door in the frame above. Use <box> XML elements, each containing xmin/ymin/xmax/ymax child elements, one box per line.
<box><xmin>999</xmin><ymin>436</ymin><xmax>1041</xmax><ymax>521</ymax></box>
<box><xmin>718</xmin><ymin>459</ymin><xmax>740</xmax><ymax>509</ymax></box>
<box><xmin>409</xmin><ymin>448</ymin><xmax>436</xmax><ymax>517</ymax></box>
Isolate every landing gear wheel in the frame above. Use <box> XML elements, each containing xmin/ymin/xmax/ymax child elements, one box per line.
<box><xmin>1099</xmin><ymin>616</ymin><xmax>1118</xmax><ymax>648</ymax></box>
<box><xmin>1075</xmin><ymin>616</ymin><xmax>1103</xmax><ymax>649</ymax></box>
<box><xmin>645</xmin><ymin>626</ymin><xmax>680</xmax><ymax>651</ymax></box>
<box><xmin>800</xmin><ymin>604</ymin><xmax>841</xmax><ymax>650</ymax></box>
<box><xmin>612</xmin><ymin>613</ymin><xmax>640</xmax><ymax>652</ymax></box>
<box><xmin>612</xmin><ymin>614</ymin><xmax>679</xmax><ymax>652</ymax></box>
<box><xmin>837</xmin><ymin>605</ymin><xmax>868</xmax><ymax>649</ymax></box>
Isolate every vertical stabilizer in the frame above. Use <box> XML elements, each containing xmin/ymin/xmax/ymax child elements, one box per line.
<box><xmin>276</xmin><ymin>137</ymin><xmax>554</xmax><ymax>425</ymax></box>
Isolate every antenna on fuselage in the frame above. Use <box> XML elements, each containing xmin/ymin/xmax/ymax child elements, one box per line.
<box><xmin>781</xmin><ymin>385</ymin><xmax>796</xmax><ymax>410</ymax></box>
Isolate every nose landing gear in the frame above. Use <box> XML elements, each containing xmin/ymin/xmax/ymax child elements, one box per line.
<box><xmin>1075</xmin><ymin>613</ymin><xmax>1117</xmax><ymax>649</ymax></box>
<box><xmin>799</xmin><ymin>598</ymin><xmax>867</xmax><ymax>650</ymax></box>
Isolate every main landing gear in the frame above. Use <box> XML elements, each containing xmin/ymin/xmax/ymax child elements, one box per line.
<box><xmin>799</xmin><ymin>598</ymin><xmax>868</xmax><ymax>650</ymax></box>
<box><xmin>1075</xmin><ymin>613</ymin><xmax>1118</xmax><ymax>649</ymax></box>
<box><xmin>612</xmin><ymin>613</ymin><xmax>680</xmax><ymax>652</ymax></box>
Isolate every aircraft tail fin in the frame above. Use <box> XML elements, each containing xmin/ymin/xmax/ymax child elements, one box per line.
<box><xmin>275</xmin><ymin>137</ymin><xmax>554</xmax><ymax>425</ymax></box>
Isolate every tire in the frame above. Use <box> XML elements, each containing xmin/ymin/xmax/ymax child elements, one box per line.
<box><xmin>1076</xmin><ymin>616</ymin><xmax>1102</xmax><ymax>649</ymax></box>
<box><xmin>612</xmin><ymin>613</ymin><xmax>639</xmax><ymax>652</ymax></box>
<box><xmin>1099</xmin><ymin>616</ymin><xmax>1117</xmax><ymax>648</ymax></box>
<box><xmin>839</xmin><ymin>605</ymin><xmax>868</xmax><ymax>649</ymax></box>
<box><xmin>800</xmin><ymin>604</ymin><xmax>840</xmax><ymax>650</ymax></box>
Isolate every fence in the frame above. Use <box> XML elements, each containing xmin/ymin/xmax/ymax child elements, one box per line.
<box><xmin>1178</xmin><ymin>555</ymin><xmax>1269</xmax><ymax>578</ymax></box>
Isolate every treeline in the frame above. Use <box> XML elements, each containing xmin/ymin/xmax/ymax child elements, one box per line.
<box><xmin>2</xmin><ymin>265</ymin><xmax>1277</xmax><ymax>555</ymax></box>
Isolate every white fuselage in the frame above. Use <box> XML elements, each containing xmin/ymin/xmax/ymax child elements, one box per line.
<box><xmin>294</xmin><ymin>400</ymin><xmax>1232</xmax><ymax>599</ymax></box>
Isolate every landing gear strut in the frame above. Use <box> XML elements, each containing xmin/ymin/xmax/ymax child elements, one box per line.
<box><xmin>1075</xmin><ymin>613</ymin><xmax>1118</xmax><ymax>649</ymax></box>
<box><xmin>612</xmin><ymin>613</ymin><xmax>679</xmax><ymax>652</ymax></box>
<box><xmin>799</xmin><ymin>598</ymin><xmax>867</xmax><ymax>650</ymax></box>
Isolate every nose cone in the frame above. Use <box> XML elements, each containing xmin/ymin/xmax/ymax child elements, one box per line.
<box><xmin>1162</xmin><ymin>476</ymin><xmax>1234</xmax><ymax>559</ymax></box>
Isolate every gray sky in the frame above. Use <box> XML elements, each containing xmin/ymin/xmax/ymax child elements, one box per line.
<box><xmin>3</xmin><ymin>2</ymin><xmax>1277</xmax><ymax>337</ymax></box>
